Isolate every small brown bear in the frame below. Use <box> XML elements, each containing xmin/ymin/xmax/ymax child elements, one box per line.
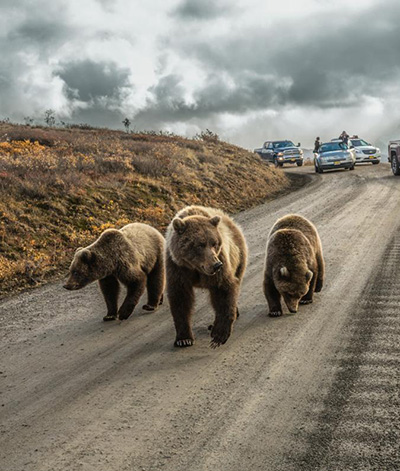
<box><xmin>263</xmin><ymin>214</ymin><xmax>324</xmax><ymax>317</ymax></box>
<box><xmin>166</xmin><ymin>205</ymin><xmax>247</xmax><ymax>348</ymax></box>
<box><xmin>63</xmin><ymin>223</ymin><xmax>165</xmax><ymax>321</ymax></box>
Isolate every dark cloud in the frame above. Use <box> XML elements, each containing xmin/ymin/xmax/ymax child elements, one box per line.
<box><xmin>9</xmin><ymin>20</ymin><xmax>72</xmax><ymax>46</ymax></box>
<box><xmin>134</xmin><ymin>72</ymin><xmax>287</xmax><ymax>128</ymax></box>
<box><xmin>172</xmin><ymin>0</ymin><xmax>233</xmax><ymax>20</ymax></box>
<box><xmin>57</xmin><ymin>60</ymin><xmax>130</xmax><ymax>102</ymax></box>
<box><xmin>162</xmin><ymin>0</ymin><xmax>400</xmax><ymax>115</ymax></box>
<box><xmin>1</xmin><ymin>0</ymin><xmax>400</xmax><ymax>145</ymax></box>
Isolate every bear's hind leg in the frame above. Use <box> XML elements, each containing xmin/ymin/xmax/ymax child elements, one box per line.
<box><xmin>315</xmin><ymin>252</ymin><xmax>325</xmax><ymax>292</ymax></box>
<box><xmin>143</xmin><ymin>258</ymin><xmax>165</xmax><ymax>311</ymax></box>
<box><xmin>99</xmin><ymin>276</ymin><xmax>120</xmax><ymax>321</ymax></box>
<box><xmin>264</xmin><ymin>275</ymin><xmax>283</xmax><ymax>317</ymax></box>
<box><xmin>118</xmin><ymin>275</ymin><xmax>146</xmax><ymax>320</ymax></box>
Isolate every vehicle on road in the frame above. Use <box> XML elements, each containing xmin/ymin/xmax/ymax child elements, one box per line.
<box><xmin>388</xmin><ymin>140</ymin><xmax>400</xmax><ymax>175</ymax></box>
<box><xmin>348</xmin><ymin>138</ymin><xmax>381</xmax><ymax>164</ymax></box>
<box><xmin>314</xmin><ymin>141</ymin><xmax>356</xmax><ymax>173</ymax></box>
<box><xmin>254</xmin><ymin>140</ymin><xmax>304</xmax><ymax>167</ymax></box>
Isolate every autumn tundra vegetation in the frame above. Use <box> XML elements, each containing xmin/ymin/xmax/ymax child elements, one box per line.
<box><xmin>0</xmin><ymin>121</ymin><xmax>289</xmax><ymax>298</ymax></box>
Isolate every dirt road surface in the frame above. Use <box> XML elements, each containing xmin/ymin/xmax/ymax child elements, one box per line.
<box><xmin>1</xmin><ymin>164</ymin><xmax>399</xmax><ymax>471</ymax></box>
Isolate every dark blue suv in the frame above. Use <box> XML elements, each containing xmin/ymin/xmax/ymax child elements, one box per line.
<box><xmin>254</xmin><ymin>140</ymin><xmax>304</xmax><ymax>167</ymax></box>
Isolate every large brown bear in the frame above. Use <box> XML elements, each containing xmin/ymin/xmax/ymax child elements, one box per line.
<box><xmin>63</xmin><ymin>223</ymin><xmax>165</xmax><ymax>321</ymax></box>
<box><xmin>166</xmin><ymin>206</ymin><xmax>247</xmax><ymax>348</ymax></box>
<box><xmin>263</xmin><ymin>214</ymin><xmax>324</xmax><ymax>316</ymax></box>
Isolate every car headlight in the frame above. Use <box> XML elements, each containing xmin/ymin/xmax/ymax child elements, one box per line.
<box><xmin>277</xmin><ymin>152</ymin><xmax>284</xmax><ymax>157</ymax></box>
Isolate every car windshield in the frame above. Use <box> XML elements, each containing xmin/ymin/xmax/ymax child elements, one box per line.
<box><xmin>273</xmin><ymin>141</ymin><xmax>296</xmax><ymax>149</ymax></box>
<box><xmin>350</xmin><ymin>139</ymin><xmax>370</xmax><ymax>147</ymax></box>
<box><xmin>320</xmin><ymin>142</ymin><xmax>348</xmax><ymax>153</ymax></box>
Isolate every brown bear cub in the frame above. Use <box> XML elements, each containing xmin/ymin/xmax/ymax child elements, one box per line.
<box><xmin>166</xmin><ymin>205</ymin><xmax>247</xmax><ymax>348</ymax></box>
<box><xmin>263</xmin><ymin>214</ymin><xmax>324</xmax><ymax>317</ymax></box>
<box><xmin>64</xmin><ymin>223</ymin><xmax>165</xmax><ymax>321</ymax></box>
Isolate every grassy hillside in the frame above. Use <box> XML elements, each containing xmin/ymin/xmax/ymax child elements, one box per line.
<box><xmin>0</xmin><ymin>123</ymin><xmax>289</xmax><ymax>298</ymax></box>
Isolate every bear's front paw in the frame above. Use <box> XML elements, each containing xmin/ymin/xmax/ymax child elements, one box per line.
<box><xmin>268</xmin><ymin>310</ymin><xmax>282</xmax><ymax>317</ymax></box>
<box><xmin>174</xmin><ymin>338</ymin><xmax>194</xmax><ymax>348</ymax></box>
<box><xmin>142</xmin><ymin>304</ymin><xmax>156</xmax><ymax>311</ymax></box>
<box><xmin>118</xmin><ymin>309</ymin><xmax>133</xmax><ymax>321</ymax></box>
<box><xmin>210</xmin><ymin>324</ymin><xmax>231</xmax><ymax>348</ymax></box>
<box><xmin>300</xmin><ymin>299</ymin><xmax>313</xmax><ymax>305</ymax></box>
<box><xmin>103</xmin><ymin>314</ymin><xmax>117</xmax><ymax>322</ymax></box>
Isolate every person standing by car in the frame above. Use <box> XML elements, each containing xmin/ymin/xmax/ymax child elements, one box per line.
<box><xmin>314</xmin><ymin>137</ymin><xmax>321</xmax><ymax>153</ymax></box>
<box><xmin>339</xmin><ymin>131</ymin><xmax>349</xmax><ymax>144</ymax></box>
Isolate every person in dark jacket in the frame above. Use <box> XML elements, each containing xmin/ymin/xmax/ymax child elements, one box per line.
<box><xmin>339</xmin><ymin>131</ymin><xmax>349</xmax><ymax>144</ymax></box>
<box><xmin>314</xmin><ymin>137</ymin><xmax>321</xmax><ymax>153</ymax></box>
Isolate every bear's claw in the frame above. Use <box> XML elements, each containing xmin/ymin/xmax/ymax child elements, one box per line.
<box><xmin>300</xmin><ymin>299</ymin><xmax>313</xmax><ymax>305</ymax></box>
<box><xmin>174</xmin><ymin>339</ymin><xmax>194</xmax><ymax>348</ymax></box>
<box><xmin>210</xmin><ymin>325</ymin><xmax>230</xmax><ymax>348</ymax></box>
<box><xmin>103</xmin><ymin>314</ymin><xmax>117</xmax><ymax>321</ymax></box>
<box><xmin>142</xmin><ymin>304</ymin><xmax>156</xmax><ymax>311</ymax></box>
<box><xmin>269</xmin><ymin>311</ymin><xmax>282</xmax><ymax>317</ymax></box>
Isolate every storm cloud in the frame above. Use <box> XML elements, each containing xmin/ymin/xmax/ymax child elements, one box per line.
<box><xmin>172</xmin><ymin>0</ymin><xmax>234</xmax><ymax>20</ymax></box>
<box><xmin>1</xmin><ymin>0</ymin><xmax>400</xmax><ymax>147</ymax></box>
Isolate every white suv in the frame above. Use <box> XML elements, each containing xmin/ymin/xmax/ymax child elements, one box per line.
<box><xmin>348</xmin><ymin>138</ymin><xmax>381</xmax><ymax>165</ymax></box>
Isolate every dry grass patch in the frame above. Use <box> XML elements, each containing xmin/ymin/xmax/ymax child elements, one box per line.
<box><xmin>0</xmin><ymin>123</ymin><xmax>289</xmax><ymax>297</ymax></box>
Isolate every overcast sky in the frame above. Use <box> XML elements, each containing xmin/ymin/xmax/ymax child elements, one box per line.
<box><xmin>1</xmin><ymin>0</ymin><xmax>400</xmax><ymax>148</ymax></box>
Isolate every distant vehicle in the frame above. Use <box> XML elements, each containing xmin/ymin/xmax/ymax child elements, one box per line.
<box><xmin>254</xmin><ymin>140</ymin><xmax>304</xmax><ymax>167</ymax></box>
<box><xmin>388</xmin><ymin>140</ymin><xmax>400</xmax><ymax>175</ymax></box>
<box><xmin>348</xmin><ymin>138</ymin><xmax>381</xmax><ymax>164</ymax></box>
<box><xmin>314</xmin><ymin>141</ymin><xmax>356</xmax><ymax>173</ymax></box>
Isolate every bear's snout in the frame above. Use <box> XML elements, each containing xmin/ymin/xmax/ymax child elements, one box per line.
<box><xmin>212</xmin><ymin>261</ymin><xmax>223</xmax><ymax>273</ymax></box>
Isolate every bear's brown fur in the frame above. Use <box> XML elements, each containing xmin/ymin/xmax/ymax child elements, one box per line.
<box><xmin>166</xmin><ymin>205</ymin><xmax>247</xmax><ymax>348</ymax></box>
<box><xmin>64</xmin><ymin>223</ymin><xmax>165</xmax><ymax>321</ymax></box>
<box><xmin>263</xmin><ymin>214</ymin><xmax>324</xmax><ymax>317</ymax></box>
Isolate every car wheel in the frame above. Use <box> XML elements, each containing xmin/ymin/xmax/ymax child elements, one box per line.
<box><xmin>349</xmin><ymin>164</ymin><xmax>355</xmax><ymax>170</ymax></box>
<box><xmin>296</xmin><ymin>161</ymin><xmax>303</xmax><ymax>167</ymax></box>
<box><xmin>391</xmin><ymin>156</ymin><xmax>400</xmax><ymax>176</ymax></box>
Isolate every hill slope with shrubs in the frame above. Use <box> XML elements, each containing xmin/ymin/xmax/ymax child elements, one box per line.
<box><xmin>0</xmin><ymin>123</ymin><xmax>289</xmax><ymax>297</ymax></box>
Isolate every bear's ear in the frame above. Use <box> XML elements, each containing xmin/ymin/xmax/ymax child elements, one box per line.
<box><xmin>80</xmin><ymin>249</ymin><xmax>96</xmax><ymax>265</ymax></box>
<box><xmin>279</xmin><ymin>266</ymin><xmax>290</xmax><ymax>278</ymax></box>
<box><xmin>172</xmin><ymin>218</ymin><xmax>187</xmax><ymax>234</ymax></box>
<box><xmin>306</xmin><ymin>270</ymin><xmax>313</xmax><ymax>281</ymax></box>
<box><xmin>75</xmin><ymin>246</ymin><xmax>84</xmax><ymax>253</ymax></box>
<box><xmin>209</xmin><ymin>216</ymin><xmax>221</xmax><ymax>227</ymax></box>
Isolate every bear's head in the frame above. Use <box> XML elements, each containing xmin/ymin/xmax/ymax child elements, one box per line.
<box><xmin>171</xmin><ymin>215</ymin><xmax>223</xmax><ymax>276</ymax></box>
<box><xmin>274</xmin><ymin>264</ymin><xmax>313</xmax><ymax>313</ymax></box>
<box><xmin>63</xmin><ymin>247</ymin><xmax>103</xmax><ymax>290</ymax></box>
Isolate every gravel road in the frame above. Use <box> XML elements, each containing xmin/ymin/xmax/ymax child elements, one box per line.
<box><xmin>1</xmin><ymin>163</ymin><xmax>399</xmax><ymax>471</ymax></box>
